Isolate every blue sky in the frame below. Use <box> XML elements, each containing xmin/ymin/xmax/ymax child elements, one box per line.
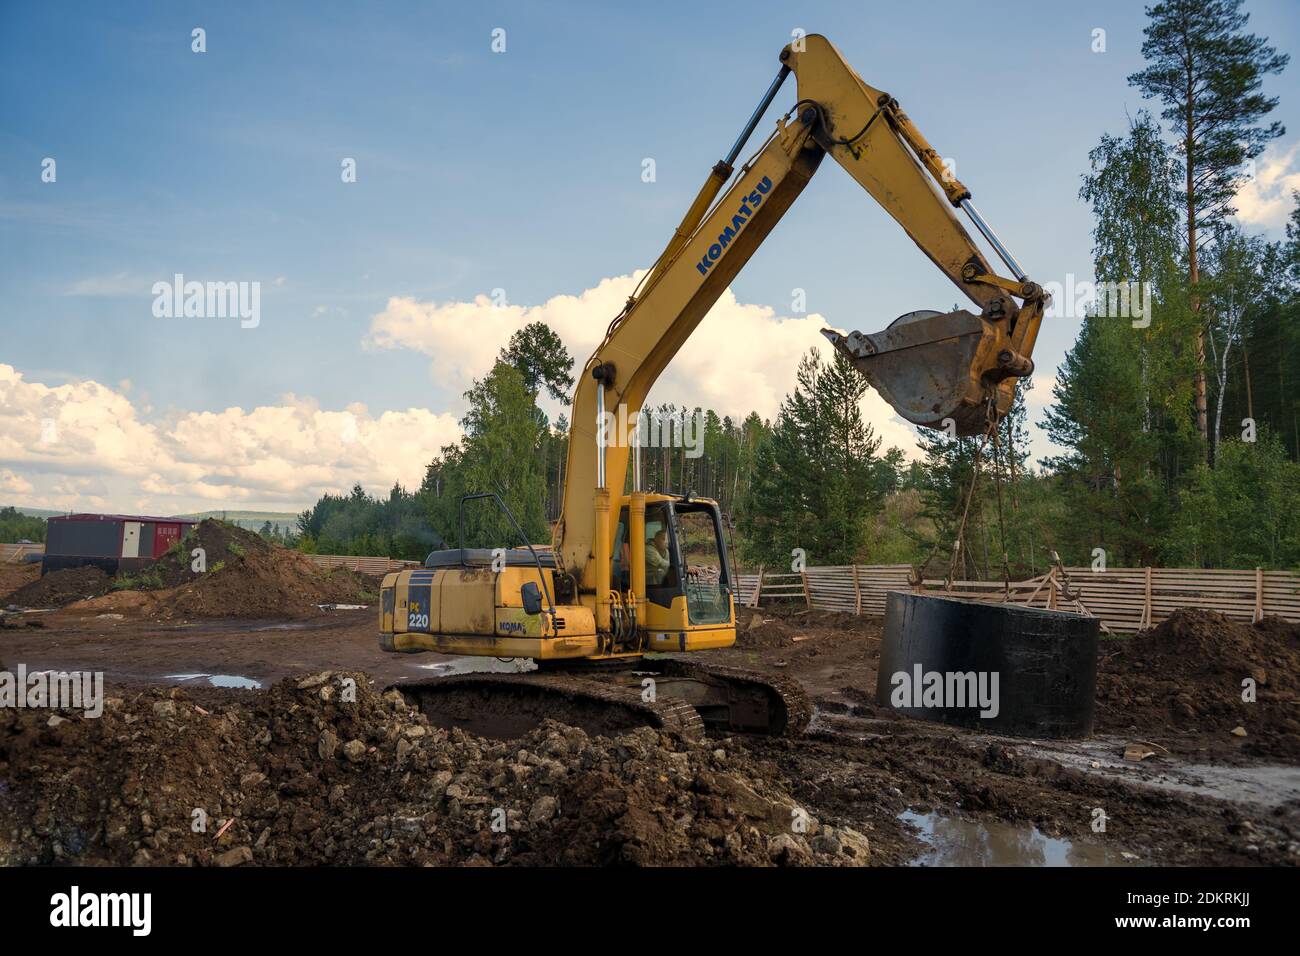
<box><xmin>2</xmin><ymin>0</ymin><xmax>1298</xmax><ymax>513</ymax></box>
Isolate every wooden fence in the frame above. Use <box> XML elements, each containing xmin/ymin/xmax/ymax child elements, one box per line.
<box><xmin>1</xmin><ymin>543</ymin><xmax>42</xmax><ymax>563</ymax></box>
<box><xmin>737</xmin><ymin>564</ymin><xmax>1300</xmax><ymax>633</ymax></box>
<box><xmin>303</xmin><ymin>554</ymin><xmax>421</xmax><ymax>576</ymax></box>
<box><xmin>737</xmin><ymin>565</ymin><xmax>914</xmax><ymax>616</ymax></box>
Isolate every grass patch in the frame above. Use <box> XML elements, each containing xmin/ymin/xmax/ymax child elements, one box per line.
<box><xmin>112</xmin><ymin>568</ymin><xmax>163</xmax><ymax>591</ymax></box>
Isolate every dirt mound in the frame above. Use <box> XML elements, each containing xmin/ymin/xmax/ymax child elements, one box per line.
<box><xmin>6</xmin><ymin>521</ymin><xmax>372</xmax><ymax>621</ymax></box>
<box><xmin>0</xmin><ymin>671</ymin><xmax>869</xmax><ymax>867</ymax></box>
<box><xmin>734</xmin><ymin>606</ymin><xmax>798</xmax><ymax>648</ymax></box>
<box><xmin>4</xmin><ymin>566</ymin><xmax>110</xmax><ymax>609</ymax></box>
<box><xmin>738</xmin><ymin>606</ymin><xmax>868</xmax><ymax>650</ymax></box>
<box><xmin>0</xmin><ymin>562</ymin><xmax>39</xmax><ymax>604</ymax></box>
<box><xmin>116</xmin><ymin>519</ymin><xmax>372</xmax><ymax>620</ymax></box>
<box><xmin>1096</xmin><ymin>608</ymin><xmax>1300</xmax><ymax>760</ymax></box>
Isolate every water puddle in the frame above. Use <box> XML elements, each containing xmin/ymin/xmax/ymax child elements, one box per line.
<box><xmin>417</xmin><ymin>657</ymin><xmax>536</xmax><ymax>676</ymax></box>
<box><xmin>1157</xmin><ymin>763</ymin><xmax>1300</xmax><ymax>805</ymax></box>
<box><xmin>1016</xmin><ymin>736</ymin><xmax>1300</xmax><ymax>810</ymax></box>
<box><xmin>163</xmin><ymin>673</ymin><xmax>262</xmax><ymax>689</ymax></box>
<box><xmin>901</xmin><ymin>810</ymin><xmax>1132</xmax><ymax>867</ymax></box>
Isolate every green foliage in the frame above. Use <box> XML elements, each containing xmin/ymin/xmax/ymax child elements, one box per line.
<box><xmin>298</xmin><ymin>329</ymin><xmax>570</xmax><ymax>559</ymax></box>
<box><xmin>1078</xmin><ymin>112</ymin><xmax>1182</xmax><ymax>289</ymax></box>
<box><xmin>1042</xmin><ymin>312</ymin><xmax>1188</xmax><ymax>566</ymax></box>
<box><xmin>1129</xmin><ymin>0</ymin><xmax>1288</xmax><ymax>240</ymax></box>
<box><xmin>1040</xmin><ymin>3</ymin><xmax>1299</xmax><ymax>572</ymax></box>
<box><xmin>1128</xmin><ymin>0</ymin><xmax>1288</xmax><ymax>455</ymax></box>
<box><xmin>498</xmin><ymin>321</ymin><xmax>576</xmax><ymax>406</ymax></box>
<box><xmin>297</xmin><ymin>482</ymin><xmax>436</xmax><ymax>561</ymax></box>
<box><xmin>864</xmin><ymin>489</ymin><xmax>929</xmax><ymax>564</ymax></box>
<box><xmin>915</xmin><ymin>379</ymin><xmax>1039</xmax><ymax>578</ymax></box>
<box><xmin>1202</xmin><ymin>225</ymin><xmax>1267</xmax><ymax>460</ymax></box>
<box><xmin>112</xmin><ymin>568</ymin><xmax>163</xmax><ymax>591</ymax></box>
<box><xmin>1209</xmin><ymin>213</ymin><xmax>1300</xmax><ymax>461</ymax></box>
<box><xmin>254</xmin><ymin>519</ymin><xmax>295</xmax><ymax>544</ymax></box>
<box><xmin>737</xmin><ymin>350</ymin><xmax>884</xmax><ymax>567</ymax></box>
<box><xmin>438</xmin><ymin>361</ymin><xmax>550</xmax><ymax>547</ymax></box>
<box><xmin>291</xmin><ymin>26</ymin><xmax>1298</xmax><ymax>575</ymax></box>
<box><xmin>0</xmin><ymin>507</ymin><xmax>46</xmax><ymax>543</ymax></box>
<box><xmin>1045</xmin><ymin>109</ymin><xmax>1201</xmax><ymax>565</ymax></box>
<box><xmin>635</xmin><ymin>407</ymin><xmax>772</xmax><ymax>526</ymax></box>
<box><xmin>1167</xmin><ymin>433</ymin><xmax>1300</xmax><ymax>568</ymax></box>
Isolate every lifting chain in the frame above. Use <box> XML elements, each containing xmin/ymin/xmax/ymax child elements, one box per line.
<box><xmin>910</xmin><ymin>393</ymin><xmax>1026</xmax><ymax>597</ymax></box>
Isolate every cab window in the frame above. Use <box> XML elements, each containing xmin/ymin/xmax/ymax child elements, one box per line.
<box><xmin>674</xmin><ymin>503</ymin><xmax>731</xmax><ymax>625</ymax></box>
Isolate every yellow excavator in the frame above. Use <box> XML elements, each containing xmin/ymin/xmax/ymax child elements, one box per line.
<box><xmin>378</xmin><ymin>34</ymin><xmax>1046</xmax><ymax>738</ymax></box>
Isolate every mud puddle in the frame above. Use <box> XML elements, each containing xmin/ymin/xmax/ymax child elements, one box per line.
<box><xmin>901</xmin><ymin>811</ymin><xmax>1132</xmax><ymax>867</ymax></box>
<box><xmin>146</xmin><ymin>613</ymin><xmax>368</xmax><ymax>634</ymax></box>
<box><xmin>810</xmin><ymin>705</ymin><xmax>1300</xmax><ymax>812</ymax></box>
<box><xmin>1017</xmin><ymin>736</ymin><xmax>1300</xmax><ymax>809</ymax></box>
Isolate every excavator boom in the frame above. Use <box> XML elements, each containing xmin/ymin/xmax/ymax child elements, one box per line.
<box><xmin>556</xmin><ymin>33</ymin><xmax>1046</xmax><ymax>599</ymax></box>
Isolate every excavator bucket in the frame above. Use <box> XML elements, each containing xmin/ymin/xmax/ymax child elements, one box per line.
<box><xmin>823</xmin><ymin>308</ymin><xmax>1025</xmax><ymax>437</ymax></box>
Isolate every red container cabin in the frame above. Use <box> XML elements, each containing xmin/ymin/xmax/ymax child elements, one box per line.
<box><xmin>41</xmin><ymin>513</ymin><xmax>197</xmax><ymax>576</ymax></box>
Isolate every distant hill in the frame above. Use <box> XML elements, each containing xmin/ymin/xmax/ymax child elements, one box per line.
<box><xmin>8</xmin><ymin>507</ymin><xmax>66</xmax><ymax>519</ymax></box>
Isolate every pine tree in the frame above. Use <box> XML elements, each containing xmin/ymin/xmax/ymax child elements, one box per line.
<box><xmin>1129</xmin><ymin>0</ymin><xmax>1288</xmax><ymax>455</ymax></box>
<box><xmin>453</xmin><ymin>362</ymin><xmax>549</xmax><ymax>546</ymax></box>
<box><xmin>738</xmin><ymin>350</ymin><xmax>883</xmax><ymax>567</ymax></box>
<box><xmin>497</xmin><ymin>321</ymin><xmax>576</xmax><ymax>406</ymax></box>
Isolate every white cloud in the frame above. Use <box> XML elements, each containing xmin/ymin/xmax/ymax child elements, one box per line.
<box><xmin>0</xmin><ymin>469</ymin><xmax>33</xmax><ymax>496</ymax></box>
<box><xmin>364</xmin><ymin>273</ymin><xmax>922</xmax><ymax>454</ymax></box>
<box><xmin>4</xmin><ymin>275</ymin><xmax>1062</xmax><ymax>515</ymax></box>
<box><xmin>1234</xmin><ymin>141</ymin><xmax>1300</xmax><ymax>229</ymax></box>
<box><xmin>0</xmin><ymin>365</ymin><xmax>460</xmax><ymax>513</ymax></box>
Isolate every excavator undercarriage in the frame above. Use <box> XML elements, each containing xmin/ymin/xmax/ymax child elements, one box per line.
<box><xmin>393</xmin><ymin>658</ymin><xmax>810</xmax><ymax>741</ymax></box>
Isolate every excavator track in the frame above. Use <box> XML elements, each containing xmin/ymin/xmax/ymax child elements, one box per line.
<box><xmin>393</xmin><ymin>671</ymin><xmax>706</xmax><ymax>741</ymax></box>
<box><xmin>389</xmin><ymin>659</ymin><xmax>809</xmax><ymax>741</ymax></box>
<box><xmin>645</xmin><ymin>658</ymin><xmax>812</xmax><ymax>738</ymax></box>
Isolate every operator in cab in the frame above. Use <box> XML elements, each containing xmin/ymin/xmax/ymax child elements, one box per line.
<box><xmin>646</xmin><ymin>529</ymin><xmax>671</xmax><ymax>586</ymax></box>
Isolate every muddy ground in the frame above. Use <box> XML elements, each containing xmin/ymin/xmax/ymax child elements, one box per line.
<box><xmin>0</xmin><ymin>578</ymin><xmax>1297</xmax><ymax>866</ymax></box>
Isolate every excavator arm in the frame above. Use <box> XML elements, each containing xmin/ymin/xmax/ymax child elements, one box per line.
<box><xmin>555</xmin><ymin>34</ymin><xmax>1047</xmax><ymax>619</ymax></box>
<box><xmin>788</xmin><ymin>36</ymin><xmax>1045</xmax><ymax>435</ymax></box>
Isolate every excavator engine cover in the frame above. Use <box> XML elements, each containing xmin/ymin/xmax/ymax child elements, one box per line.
<box><xmin>823</xmin><ymin>308</ymin><xmax>1006</xmax><ymax>436</ymax></box>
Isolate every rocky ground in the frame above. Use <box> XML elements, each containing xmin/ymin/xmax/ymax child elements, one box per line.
<box><xmin>0</xmin><ymin>670</ymin><xmax>867</xmax><ymax>867</ymax></box>
<box><xmin>1</xmin><ymin>569</ymin><xmax>1297</xmax><ymax>867</ymax></box>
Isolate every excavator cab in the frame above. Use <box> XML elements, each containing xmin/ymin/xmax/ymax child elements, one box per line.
<box><xmin>611</xmin><ymin>494</ymin><xmax>736</xmax><ymax>652</ymax></box>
